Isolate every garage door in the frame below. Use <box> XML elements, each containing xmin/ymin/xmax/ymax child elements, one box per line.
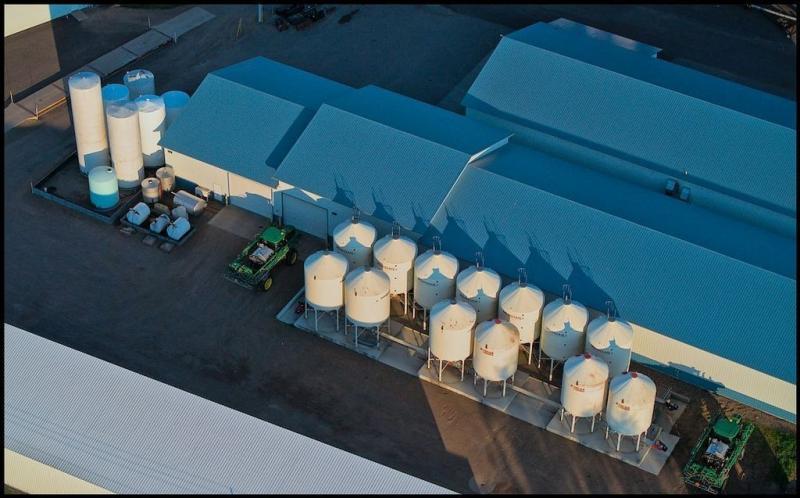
<box><xmin>282</xmin><ymin>193</ymin><xmax>328</xmax><ymax>239</ymax></box>
<box><xmin>228</xmin><ymin>173</ymin><xmax>273</xmax><ymax>218</ymax></box>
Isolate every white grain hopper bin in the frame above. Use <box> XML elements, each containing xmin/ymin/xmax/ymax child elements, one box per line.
<box><xmin>106</xmin><ymin>101</ymin><xmax>144</xmax><ymax>189</ymax></box>
<box><xmin>560</xmin><ymin>353</ymin><xmax>609</xmax><ymax>433</ymax></box>
<box><xmin>344</xmin><ymin>266</ymin><xmax>391</xmax><ymax>348</ymax></box>
<box><xmin>586</xmin><ymin>301</ymin><xmax>634</xmax><ymax>378</ymax></box>
<box><xmin>373</xmin><ymin>223</ymin><xmax>418</xmax><ymax>314</ymax></box>
<box><xmin>134</xmin><ymin>94</ymin><xmax>166</xmax><ymax>168</ymax></box>
<box><xmin>605</xmin><ymin>371</ymin><xmax>657</xmax><ymax>451</ymax></box>
<box><xmin>428</xmin><ymin>299</ymin><xmax>477</xmax><ymax>381</ymax></box>
<box><xmin>472</xmin><ymin>319</ymin><xmax>520</xmax><ymax>397</ymax></box>
<box><xmin>304</xmin><ymin>250</ymin><xmax>349</xmax><ymax>331</ymax></box>
<box><xmin>123</xmin><ymin>69</ymin><xmax>155</xmax><ymax>99</ymax></box>
<box><xmin>68</xmin><ymin>71</ymin><xmax>110</xmax><ymax>173</ymax></box>
<box><xmin>498</xmin><ymin>269</ymin><xmax>545</xmax><ymax>364</ymax></box>
<box><xmin>333</xmin><ymin>210</ymin><xmax>377</xmax><ymax>270</ymax></box>
<box><xmin>540</xmin><ymin>285</ymin><xmax>588</xmax><ymax>380</ymax></box>
<box><xmin>161</xmin><ymin>90</ymin><xmax>190</xmax><ymax>129</ymax></box>
<box><xmin>413</xmin><ymin>236</ymin><xmax>459</xmax><ymax>329</ymax></box>
<box><xmin>456</xmin><ymin>252</ymin><xmax>502</xmax><ymax>323</ymax></box>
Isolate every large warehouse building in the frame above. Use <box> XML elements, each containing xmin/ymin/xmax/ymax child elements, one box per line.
<box><xmin>160</xmin><ymin>21</ymin><xmax>796</xmax><ymax>422</ymax></box>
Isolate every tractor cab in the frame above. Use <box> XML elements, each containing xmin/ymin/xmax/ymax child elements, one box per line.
<box><xmin>249</xmin><ymin>227</ymin><xmax>285</xmax><ymax>265</ymax></box>
<box><xmin>701</xmin><ymin>417</ymin><xmax>741</xmax><ymax>469</ymax></box>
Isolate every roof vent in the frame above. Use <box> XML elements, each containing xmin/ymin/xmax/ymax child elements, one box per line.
<box><xmin>475</xmin><ymin>251</ymin><xmax>484</xmax><ymax>271</ymax></box>
<box><xmin>606</xmin><ymin>299</ymin><xmax>617</xmax><ymax>322</ymax></box>
<box><xmin>562</xmin><ymin>284</ymin><xmax>572</xmax><ymax>305</ymax></box>
<box><xmin>432</xmin><ymin>235</ymin><xmax>442</xmax><ymax>255</ymax></box>
<box><xmin>664</xmin><ymin>179</ymin><xmax>679</xmax><ymax>197</ymax></box>
<box><xmin>679</xmin><ymin>186</ymin><xmax>691</xmax><ymax>202</ymax></box>
<box><xmin>517</xmin><ymin>268</ymin><xmax>528</xmax><ymax>288</ymax></box>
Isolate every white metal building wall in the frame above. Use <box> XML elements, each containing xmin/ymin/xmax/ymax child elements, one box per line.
<box><xmin>281</xmin><ymin>191</ymin><xmax>328</xmax><ymax>239</ymax></box>
<box><xmin>165</xmin><ymin>149</ymin><xmax>228</xmax><ymax>201</ymax></box>
<box><xmin>229</xmin><ymin>173</ymin><xmax>273</xmax><ymax>218</ymax></box>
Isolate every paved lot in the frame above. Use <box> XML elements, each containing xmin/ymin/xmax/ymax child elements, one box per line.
<box><xmin>4</xmin><ymin>4</ymin><xmax>796</xmax><ymax>494</ymax></box>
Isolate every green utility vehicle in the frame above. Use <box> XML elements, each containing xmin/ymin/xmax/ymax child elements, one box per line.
<box><xmin>682</xmin><ymin>413</ymin><xmax>754</xmax><ymax>494</ymax></box>
<box><xmin>224</xmin><ymin>225</ymin><xmax>298</xmax><ymax>291</ymax></box>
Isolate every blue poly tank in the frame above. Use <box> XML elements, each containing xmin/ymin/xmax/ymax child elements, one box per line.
<box><xmin>88</xmin><ymin>166</ymin><xmax>119</xmax><ymax>209</ymax></box>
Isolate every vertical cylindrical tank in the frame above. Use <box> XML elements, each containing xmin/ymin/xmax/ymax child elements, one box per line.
<box><xmin>561</xmin><ymin>353</ymin><xmax>609</xmax><ymax>418</ymax></box>
<box><xmin>156</xmin><ymin>166</ymin><xmax>175</xmax><ymax>193</ymax></box>
<box><xmin>305</xmin><ymin>250</ymin><xmax>349</xmax><ymax>311</ymax></box>
<box><xmin>586</xmin><ymin>303</ymin><xmax>634</xmax><ymax>378</ymax></box>
<box><xmin>333</xmin><ymin>213</ymin><xmax>376</xmax><ymax>269</ymax></box>
<box><xmin>161</xmin><ymin>90</ymin><xmax>190</xmax><ymax>129</ymax></box>
<box><xmin>473</xmin><ymin>319</ymin><xmax>520</xmax><ymax>382</ymax></box>
<box><xmin>456</xmin><ymin>254</ymin><xmax>501</xmax><ymax>323</ymax></box>
<box><xmin>498</xmin><ymin>271</ymin><xmax>545</xmax><ymax>345</ymax></box>
<box><xmin>68</xmin><ymin>71</ymin><xmax>109</xmax><ymax>173</ymax></box>
<box><xmin>134</xmin><ymin>94</ymin><xmax>166</xmax><ymax>168</ymax></box>
<box><xmin>429</xmin><ymin>299</ymin><xmax>477</xmax><ymax>362</ymax></box>
<box><xmin>541</xmin><ymin>286</ymin><xmax>588</xmax><ymax>362</ymax></box>
<box><xmin>373</xmin><ymin>227</ymin><xmax>417</xmax><ymax>296</ymax></box>
<box><xmin>413</xmin><ymin>240</ymin><xmax>459</xmax><ymax>310</ymax></box>
<box><xmin>87</xmin><ymin>166</ymin><xmax>119</xmax><ymax>209</ymax></box>
<box><xmin>123</xmin><ymin>69</ymin><xmax>155</xmax><ymax>100</ymax></box>
<box><xmin>101</xmin><ymin>84</ymin><xmax>130</xmax><ymax>115</ymax></box>
<box><xmin>106</xmin><ymin>101</ymin><xmax>144</xmax><ymax>189</ymax></box>
<box><xmin>141</xmin><ymin>177</ymin><xmax>161</xmax><ymax>204</ymax></box>
<box><xmin>606</xmin><ymin>371</ymin><xmax>657</xmax><ymax>436</ymax></box>
<box><xmin>344</xmin><ymin>267</ymin><xmax>391</xmax><ymax>327</ymax></box>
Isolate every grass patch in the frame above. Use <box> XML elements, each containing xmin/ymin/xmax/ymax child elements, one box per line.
<box><xmin>760</xmin><ymin>426</ymin><xmax>797</xmax><ymax>486</ymax></box>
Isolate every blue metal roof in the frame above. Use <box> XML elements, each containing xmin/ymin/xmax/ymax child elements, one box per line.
<box><xmin>422</xmin><ymin>166</ymin><xmax>796</xmax><ymax>384</ymax></box>
<box><xmin>548</xmin><ymin>18</ymin><xmax>662</xmax><ymax>58</ymax></box>
<box><xmin>472</xmin><ymin>143</ymin><xmax>796</xmax><ymax>279</ymax></box>
<box><xmin>463</xmin><ymin>22</ymin><xmax>797</xmax><ymax>218</ymax></box>
<box><xmin>325</xmin><ymin>85</ymin><xmax>511</xmax><ymax>156</ymax></box>
<box><xmin>160</xmin><ymin>74</ymin><xmax>309</xmax><ymax>183</ymax></box>
<box><xmin>275</xmin><ymin>103</ymin><xmax>477</xmax><ymax>233</ymax></box>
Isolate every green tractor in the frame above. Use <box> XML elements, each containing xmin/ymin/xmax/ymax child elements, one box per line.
<box><xmin>682</xmin><ymin>413</ymin><xmax>755</xmax><ymax>494</ymax></box>
<box><xmin>224</xmin><ymin>225</ymin><xmax>298</xmax><ymax>291</ymax></box>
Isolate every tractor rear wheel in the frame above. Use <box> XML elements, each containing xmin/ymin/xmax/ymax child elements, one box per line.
<box><xmin>261</xmin><ymin>276</ymin><xmax>274</xmax><ymax>292</ymax></box>
<box><xmin>286</xmin><ymin>248</ymin><xmax>298</xmax><ymax>266</ymax></box>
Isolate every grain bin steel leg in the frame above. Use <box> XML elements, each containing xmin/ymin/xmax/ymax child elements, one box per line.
<box><xmin>617</xmin><ymin>433</ymin><xmax>622</xmax><ymax>452</ymax></box>
<box><xmin>527</xmin><ymin>343</ymin><xmax>533</xmax><ymax>364</ymax></box>
<box><xmin>438</xmin><ymin>359</ymin><xmax>444</xmax><ymax>382</ymax></box>
<box><xmin>636</xmin><ymin>433</ymin><xmax>641</xmax><ymax>452</ymax></box>
<box><xmin>427</xmin><ymin>347</ymin><xmax>431</xmax><ymax>369</ymax></box>
<box><xmin>502</xmin><ymin>379</ymin><xmax>507</xmax><ymax>397</ymax></box>
<box><xmin>571</xmin><ymin>413</ymin><xmax>576</xmax><ymax>434</ymax></box>
<box><xmin>483</xmin><ymin>378</ymin><xmax>488</xmax><ymax>397</ymax></box>
<box><xmin>591</xmin><ymin>414</ymin><xmax>596</xmax><ymax>433</ymax></box>
<box><xmin>460</xmin><ymin>360</ymin><xmax>465</xmax><ymax>381</ymax></box>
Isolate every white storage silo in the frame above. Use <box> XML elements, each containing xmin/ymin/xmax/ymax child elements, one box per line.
<box><xmin>456</xmin><ymin>253</ymin><xmax>501</xmax><ymax>323</ymax></box>
<box><xmin>123</xmin><ymin>69</ymin><xmax>155</xmax><ymax>100</ymax></box>
<box><xmin>134</xmin><ymin>94</ymin><xmax>166</xmax><ymax>168</ymax></box>
<box><xmin>472</xmin><ymin>319</ymin><xmax>520</xmax><ymax>397</ymax></box>
<box><xmin>333</xmin><ymin>211</ymin><xmax>377</xmax><ymax>270</ymax></box>
<box><xmin>605</xmin><ymin>371</ymin><xmax>657</xmax><ymax>451</ymax></box>
<box><xmin>498</xmin><ymin>269</ymin><xmax>544</xmax><ymax>364</ymax></box>
<box><xmin>413</xmin><ymin>236</ymin><xmax>459</xmax><ymax>330</ymax></box>
<box><xmin>87</xmin><ymin>166</ymin><xmax>119</xmax><ymax>210</ymax></box>
<box><xmin>304</xmin><ymin>250</ymin><xmax>349</xmax><ymax>332</ymax></box>
<box><xmin>68</xmin><ymin>71</ymin><xmax>110</xmax><ymax>173</ymax></box>
<box><xmin>586</xmin><ymin>301</ymin><xmax>634</xmax><ymax>378</ymax></box>
<box><xmin>540</xmin><ymin>285</ymin><xmax>588</xmax><ymax>380</ymax></box>
<box><xmin>344</xmin><ymin>266</ymin><xmax>391</xmax><ymax>348</ymax></box>
<box><xmin>428</xmin><ymin>299</ymin><xmax>477</xmax><ymax>381</ymax></box>
<box><xmin>373</xmin><ymin>224</ymin><xmax>418</xmax><ymax>315</ymax></box>
<box><xmin>162</xmin><ymin>90</ymin><xmax>190</xmax><ymax>129</ymax></box>
<box><xmin>102</xmin><ymin>84</ymin><xmax>130</xmax><ymax>116</ymax></box>
<box><xmin>560</xmin><ymin>353</ymin><xmax>609</xmax><ymax>433</ymax></box>
<box><xmin>106</xmin><ymin>101</ymin><xmax>144</xmax><ymax>189</ymax></box>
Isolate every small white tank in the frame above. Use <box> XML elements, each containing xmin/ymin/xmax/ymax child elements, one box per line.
<box><xmin>586</xmin><ymin>303</ymin><xmax>634</xmax><ymax>378</ymax></box>
<box><xmin>373</xmin><ymin>225</ymin><xmax>417</xmax><ymax>296</ymax></box>
<box><xmin>126</xmin><ymin>202</ymin><xmax>150</xmax><ymax>225</ymax></box>
<box><xmin>87</xmin><ymin>166</ymin><xmax>119</xmax><ymax>210</ymax></box>
<box><xmin>141</xmin><ymin>177</ymin><xmax>161</xmax><ymax>204</ymax></box>
<box><xmin>498</xmin><ymin>270</ymin><xmax>545</xmax><ymax>345</ymax></box>
<box><xmin>414</xmin><ymin>237</ymin><xmax>459</xmax><ymax>310</ymax></box>
<box><xmin>305</xmin><ymin>250</ymin><xmax>349</xmax><ymax>311</ymax></box>
<box><xmin>456</xmin><ymin>254</ymin><xmax>502</xmax><ymax>323</ymax></box>
<box><xmin>156</xmin><ymin>166</ymin><xmax>175</xmax><ymax>193</ymax></box>
<box><xmin>171</xmin><ymin>205</ymin><xmax>188</xmax><ymax>220</ymax></box>
<box><xmin>149</xmin><ymin>213</ymin><xmax>170</xmax><ymax>234</ymax></box>
<box><xmin>561</xmin><ymin>353</ymin><xmax>609</xmax><ymax>418</ymax></box>
<box><xmin>473</xmin><ymin>319</ymin><xmax>520</xmax><ymax>382</ymax></box>
<box><xmin>606</xmin><ymin>371</ymin><xmax>657</xmax><ymax>436</ymax></box>
<box><xmin>344</xmin><ymin>267</ymin><xmax>390</xmax><ymax>327</ymax></box>
<box><xmin>134</xmin><ymin>94</ymin><xmax>166</xmax><ymax>167</ymax></box>
<box><xmin>161</xmin><ymin>90</ymin><xmax>190</xmax><ymax>129</ymax></box>
<box><xmin>68</xmin><ymin>71</ymin><xmax>109</xmax><ymax>173</ymax></box>
<box><xmin>167</xmin><ymin>217</ymin><xmax>191</xmax><ymax>240</ymax></box>
<box><xmin>123</xmin><ymin>69</ymin><xmax>155</xmax><ymax>99</ymax></box>
<box><xmin>429</xmin><ymin>299</ymin><xmax>477</xmax><ymax>362</ymax></box>
<box><xmin>333</xmin><ymin>212</ymin><xmax>376</xmax><ymax>269</ymax></box>
<box><xmin>173</xmin><ymin>190</ymin><xmax>207</xmax><ymax>215</ymax></box>
<box><xmin>106</xmin><ymin>101</ymin><xmax>144</xmax><ymax>189</ymax></box>
<box><xmin>101</xmin><ymin>84</ymin><xmax>130</xmax><ymax>115</ymax></box>
<box><xmin>541</xmin><ymin>286</ymin><xmax>588</xmax><ymax>362</ymax></box>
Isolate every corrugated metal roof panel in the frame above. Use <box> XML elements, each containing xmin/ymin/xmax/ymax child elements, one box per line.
<box><xmin>422</xmin><ymin>167</ymin><xmax>796</xmax><ymax>383</ymax></box>
<box><xmin>548</xmin><ymin>18</ymin><xmax>662</xmax><ymax>57</ymax></box>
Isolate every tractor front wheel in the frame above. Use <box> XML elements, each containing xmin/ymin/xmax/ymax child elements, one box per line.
<box><xmin>261</xmin><ymin>276</ymin><xmax>274</xmax><ymax>292</ymax></box>
<box><xmin>286</xmin><ymin>248</ymin><xmax>298</xmax><ymax>266</ymax></box>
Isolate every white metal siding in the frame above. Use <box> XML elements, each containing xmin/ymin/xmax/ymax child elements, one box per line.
<box><xmin>282</xmin><ymin>193</ymin><xmax>328</xmax><ymax>239</ymax></box>
<box><xmin>4</xmin><ymin>448</ymin><xmax>111</xmax><ymax>494</ymax></box>
<box><xmin>166</xmin><ymin>149</ymin><xmax>228</xmax><ymax>200</ymax></box>
<box><xmin>228</xmin><ymin>173</ymin><xmax>273</xmax><ymax>218</ymax></box>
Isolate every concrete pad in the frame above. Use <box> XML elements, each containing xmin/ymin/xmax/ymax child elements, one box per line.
<box><xmin>277</xmin><ymin>288</ymin><xmax>305</xmax><ymax>324</ymax></box>
<box><xmin>152</xmin><ymin>7</ymin><xmax>215</xmax><ymax>39</ymax></box>
<box><xmin>208</xmin><ymin>205</ymin><xmax>269</xmax><ymax>240</ymax></box>
<box><xmin>293</xmin><ymin>306</ymin><xmax>389</xmax><ymax>361</ymax></box>
<box><xmin>72</xmin><ymin>9</ymin><xmax>88</xmax><ymax>22</ymax></box>
<box><xmin>376</xmin><ymin>343</ymin><xmax>426</xmax><ymax>376</ymax></box>
<box><xmin>417</xmin><ymin>363</ymin><xmax>530</xmax><ymax>413</ymax></box>
<box><xmin>17</xmin><ymin>83</ymin><xmax>67</xmax><ymax>116</ymax></box>
<box><xmin>121</xmin><ymin>30</ymin><xmax>171</xmax><ymax>58</ymax></box>
<box><xmin>4</xmin><ymin>103</ymin><xmax>35</xmax><ymax>133</ymax></box>
<box><xmin>505</xmin><ymin>391</ymin><xmax>560</xmax><ymax>429</ymax></box>
<box><xmin>87</xmin><ymin>47</ymin><xmax>138</xmax><ymax>77</ymax></box>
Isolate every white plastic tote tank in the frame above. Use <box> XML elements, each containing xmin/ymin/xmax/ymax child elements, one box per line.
<box><xmin>344</xmin><ymin>266</ymin><xmax>390</xmax><ymax>328</ymax></box>
<box><xmin>473</xmin><ymin>319</ymin><xmax>520</xmax><ymax>385</ymax></box>
<box><xmin>68</xmin><ymin>71</ymin><xmax>109</xmax><ymax>173</ymax></box>
<box><xmin>498</xmin><ymin>269</ymin><xmax>544</xmax><ymax>362</ymax></box>
<box><xmin>456</xmin><ymin>253</ymin><xmax>501</xmax><ymax>323</ymax></box>
<box><xmin>414</xmin><ymin>237</ymin><xmax>459</xmax><ymax>311</ymax></box>
<box><xmin>373</xmin><ymin>224</ymin><xmax>417</xmax><ymax>296</ymax></box>
<box><xmin>149</xmin><ymin>213</ymin><xmax>170</xmax><ymax>234</ymax></box>
<box><xmin>429</xmin><ymin>299</ymin><xmax>477</xmax><ymax>363</ymax></box>
<box><xmin>134</xmin><ymin>94</ymin><xmax>166</xmax><ymax>167</ymax></box>
<box><xmin>333</xmin><ymin>210</ymin><xmax>377</xmax><ymax>270</ymax></box>
<box><xmin>126</xmin><ymin>202</ymin><xmax>150</xmax><ymax>225</ymax></box>
<box><xmin>161</xmin><ymin>90</ymin><xmax>190</xmax><ymax>129</ymax></box>
<box><xmin>586</xmin><ymin>301</ymin><xmax>634</xmax><ymax>378</ymax></box>
<box><xmin>561</xmin><ymin>353</ymin><xmax>609</xmax><ymax>419</ymax></box>
<box><xmin>87</xmin><ymin>166</ymin><xmax>119</xmax><ymax>210</ymax></box>
<box><xmin>606</xmin><ymin>371</ymin><xmax>657</xmax><ymax>443</ymax></box>
<box><xmin>305</xmin><ymin>250</ymin><xmax>349</xmax><ymax>311</ymax></box>
<box><xmin>167</xmin><ymin>217</ymin><xmax>191</xmax><ymax>240</ymax></box>
<box><xmin>106</xmin><ymin>102</ymin><xmax>144</xmax><ymax>189</ymax></box>
<box><xmin>123</xmin><ymin>69</ymin><xmax>155</xmax><ymax>99</ymax></box>
<box><xmin>541</xmin><ymin>285</ymin><xmax>588</xmax><ymax>362</ymax></box>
